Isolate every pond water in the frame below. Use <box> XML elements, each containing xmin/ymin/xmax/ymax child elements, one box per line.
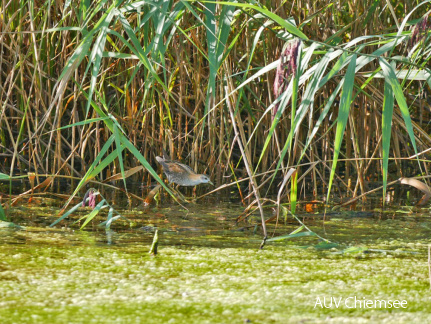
<box><xmin>0</xmin><ymin>198</ymin><xmax>431</xmax><ymax>323</ymax></box>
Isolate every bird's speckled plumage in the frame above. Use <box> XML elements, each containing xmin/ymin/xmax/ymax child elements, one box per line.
<box><xmin>156</xmin><ymin>156</ymin><xmax>213</xmax><ymax>186</ymax></box>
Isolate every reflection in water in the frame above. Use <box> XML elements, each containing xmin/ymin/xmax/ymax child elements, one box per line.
<box><xmin>3</xmin><ymin>198</ymin><xmax>431</xmax><ymax>250</ymax></box>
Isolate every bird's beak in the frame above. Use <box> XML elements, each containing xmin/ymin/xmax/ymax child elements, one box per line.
<box><xmin>209</xmin><ymin>180</ymin><xmax>214</xmax><ymax>186</ymax></box>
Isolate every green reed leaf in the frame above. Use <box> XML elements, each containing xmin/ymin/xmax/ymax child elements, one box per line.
<box><xmin>327</xmin><ymin>54</ymin><xmax>357</xmax><ymax>201</ymax></box>
<box><xmin>381</xmin><ymin>79</ymin><xmax>395</xmax><ymax>202</ymax></box>
<box><xmin>206</xmin><ymin>1</ymin><xmax>308</xmax><ymax>40</ymax></box>
<box><xmin>80</xmin><ymin>199</ymin><xmax>106</xmax><ymax>229</ymax></box>
<box><xmin>50</xmin><ymin>201</ymin><xmax>83</xmax><ymax>227</ymax></box>
<box><xmin>113</xmin><ymin>125</ymin><xmax>127</xmax><ymax>192</ymax></box>
<box><xmin>0</xmin><ymin>203</ymin><xmax>6</xmax><ymax>221</ymax></box>
<box><xmin>379</xmin><ymin>57</ymin><xmax>418</xmax><ymax>156</ymax></box>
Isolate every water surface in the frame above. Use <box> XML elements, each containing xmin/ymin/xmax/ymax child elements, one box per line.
<box><xmin>0</xmin><ymin>200</ymin><xmax>430</xmax><ymax>323</ymax></box>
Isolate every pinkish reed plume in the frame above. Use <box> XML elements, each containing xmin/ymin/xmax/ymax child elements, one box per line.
<box><xmin>273</xmin><ymin>39</ymin><xmax>301</xmax><ymax>118</ymax></box>
<box><xmin>82</xmin><ymin>189</ymin><xmax>96</xmax><ymax>209</ymax></box>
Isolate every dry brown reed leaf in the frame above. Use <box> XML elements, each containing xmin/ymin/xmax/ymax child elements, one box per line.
<box><xmin>144</xmin><ymin>184</ymin><xmax>161</xmax><ymax>206</ymax></box>
<box><xmin>103</xmin><ymin>165</ymin><xmax>144</xmax><ymax>182</ymax></box>
<box><xmin>399</xmin><ymin>177</ymin><xmax>431</xmax><ymax>206</ymax></box>
<box><xmin>34</xmin><ymin>177</ymin><xmax>54</xmax><ymax>191</ymax></box>
<box><xmin>11</xmin><ymin>177</ymin><xmax>54</xmax><ymax>206</ymax></box>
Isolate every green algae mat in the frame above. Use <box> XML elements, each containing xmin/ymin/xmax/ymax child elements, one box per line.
<box><xmin>0</xmin><ymin>203</ymin><xmax>430</xmax><ymax>323</ymax></box>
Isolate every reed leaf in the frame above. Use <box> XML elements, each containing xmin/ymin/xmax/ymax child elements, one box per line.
<box><xmin>113</xmin><ymin>125</ymin><xmax>127</xmax><ymax>191</ymax></box>
<box><xmin>80</xmin><ymin>199</ymin><xmax>107</xmax><ymax>229</ymax></box>
<box><xmin>299</xmin><ymin>52</ymin><xmax>349</xmax><ymax>162</ymax></box>
<box><xmin>272</xmin><ymin>42</ymin><xmax>319</xmax><ymax>175</ymax></box>
<box><xmin>120</xmin><ymin>136</ymin><xmax>175</xmax><ymax>198</ymax></box>
<box><xmin>88</xmin><ymin>149</ymin><xmax>123</xmax><ymax>181</ymax></box>
<box><xmin>327</xmin><ymin>54</ymin><xmax>357</xmax><ymax>201</ymax></box>
<box><xmin>0</xmin><ymin>203</ymin><xmax>6</xmax><ymax>221</ymax></box>
<box><xmin>290</xmin><ymin>171</ymin><xmax>298</xmax><ymax>215</ymax></box>
<box><xmin>381</xmin><ymin>79</ymin><xmax>395</xmax><ymax>201</ymax></box>
<box><xmin>0</xmin><ymin>173</ymin><xmax>10</xmax><ymax>180</ymax></box>
<box><xmin>379</xmin><ymin>57</ymin><xmax>418</xmax><ymax>156</ymax></box>
<box><xmin>54</xmin><ymin>117</ymin><xmax>111</xmax><ymax>131</ymax></box>
<box><xmin>59</xmin><ymin>135</ymin><xmax>115</xmax><ymax>212</ymax></box>
<box><xmin>106</xmin><ymin>207</ymin><xmax>114</xmax><ymax>230</ymax></box>
<box><xmin>209</xmin><ymin>1</ymin><xmax>308</xmax><ymax>40</ymax></box>
<box><xmin>50</xmin><ymin>201</ymin><xmax>84</xmax><ymax>227</ymax></box>
<box><xmin>84</xmin><ymin>7</ymin><xmax>116</xmax><ymax>115</ymax></box>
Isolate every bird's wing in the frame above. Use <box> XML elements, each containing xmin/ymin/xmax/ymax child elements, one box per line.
<box><xmin>172</xmin><ymin>162</ymin><xmax>196</xmax><ymax>175</ymax></box>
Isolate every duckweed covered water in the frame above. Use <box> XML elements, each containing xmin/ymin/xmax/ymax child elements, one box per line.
<box><xmin>1</xmin><ymin>202</ymin><xmax>431</xmax><ymax>323</ymax></box>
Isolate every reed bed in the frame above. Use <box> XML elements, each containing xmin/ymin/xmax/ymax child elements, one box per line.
<box><xmin>1</xmin><ymin>0</ymin><xmax>430</xmax><ymax>216</ymax></box>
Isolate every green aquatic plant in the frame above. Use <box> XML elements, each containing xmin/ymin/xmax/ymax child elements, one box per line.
<box><xmin>50</xmin><ymin>188</ymin><xmax>129</xmax><ymax>230</ymax></box>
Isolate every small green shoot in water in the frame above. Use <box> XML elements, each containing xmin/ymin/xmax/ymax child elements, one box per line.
<box><xmin>149</xmin><ymin>230</ymin><xmax>159</xmax><ymax>255</ymax></box>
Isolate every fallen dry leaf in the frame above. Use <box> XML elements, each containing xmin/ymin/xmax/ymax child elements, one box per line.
<box><xmin>399</xmin><ymin>177</ymin><xmax>431</xmax><ymax>206</ymax></box>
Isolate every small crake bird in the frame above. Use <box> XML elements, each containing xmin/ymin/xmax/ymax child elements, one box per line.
<box><xmin>155</xmin><ymin>155</ymin><xmax>213</xmax><ymax>187</ymax></box>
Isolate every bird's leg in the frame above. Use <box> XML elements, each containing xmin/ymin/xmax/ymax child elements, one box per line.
<box><xmin>168</xmin><ymin>184</ymin><xmax>189</xmax><ymax>203</ymax></box>
<box><xmin>181</xmin><ymin>187</ymin><xmax>196</xmax><ymax>203</ymax></box>
<box><xmin>165</xmin><ymin>183</ymin><xmax>181</xmax><ymax>201</ymax></box>
<box><xmin>175</xmin><ymin>184</ymin><xmax>185</xmax><ymax>201</ymax></box>
<box><xmin>178</xmin><ymin>186</ymin><xmax>197</xmax><ymax>203</ymax></box>
<box><xmin>176</xmin><ymin>187</ymin><xmax>193</xmax><ymax>203</ymax></box>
